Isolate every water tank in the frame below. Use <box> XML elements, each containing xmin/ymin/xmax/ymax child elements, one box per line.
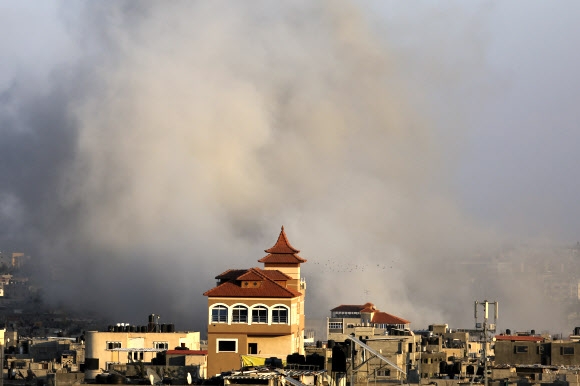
<box><xmin>331</xmin><ymin>346</ymin><xmax>347</xmax><ymax>372</ymax></box>
<box><xmin>148</xmin><ymin>314</ymin><xmax>158</xmax><ymax>332</ymax></box>
<box><xmin>95</xmin><ymin>374</ymin><xmax>108</xmax><ymax>384</ymax></box>
<box><xmin>109</xmin><ymin>373</ymin><xmax>125</xmax><ymax>384</ymax></box>
<box><xmin>306</xmin><ymin>353</ymin><xmax>325</xmax><ymax>369</ymax></box>
<box><xmin>161</xmin><ymin>324</ymin><xmax>167</xmax><ymax>333</ymax></box>
<box><xmin>287</xmin><ymin>353</ymin><xmax>306</xmax><ymax>365</ymax></box>
<box><xmin>327</xmin><ymin>340</ymin><xmax>335</xmax><ymax>349</ymax></box>
<box><xmin>167</xmin><ymin>324</ymin><xmax>175</xmax><ymax>332</ymax></box>
<box><xmin>506</xmin><ymin>328</ymin><xmax>511</xmax><ymax>335</ymax></box>
<box><xmin>265</xmin><ymin>357</ymin><xmax>283</xmax><ymax>368</ymax></box>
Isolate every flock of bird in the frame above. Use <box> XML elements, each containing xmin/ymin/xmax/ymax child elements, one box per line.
<box><xmin>311</xmin><ymin>259</ymin><xmax>394</xmax><ymax>272</ymax></box>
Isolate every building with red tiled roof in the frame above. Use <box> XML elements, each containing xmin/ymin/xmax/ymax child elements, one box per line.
<box><xmin>494</xmin><ymin>335</ymin><xmax>545</xmax><ymax>342</ymax></box>
<box><xmin>203</xmin><ymin>227</ymin><xmax>307</xmax><ymax>377</ymax></box>
<box><xmin>327</xmin><ymin>302</ymin><xmax>411</xmax><ymax>342</ymax></box>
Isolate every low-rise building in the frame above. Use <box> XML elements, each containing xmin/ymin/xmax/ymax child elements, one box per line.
<box><xmin>494</xmin><ymin>334</ymin><xmax>546</xmax><ymax>365</ymax></box>
<box><xmin>327</xmin><ymin>302</ymin><xmax>410</xmax><ymax>343</ymax></box>
<box><xmin>84</xmin><ymin>315</ymin><xmax>200</xmax><ymax>381</ymax></box>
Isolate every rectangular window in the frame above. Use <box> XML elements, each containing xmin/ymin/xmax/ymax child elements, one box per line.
<box><xmin>130</xmin><ymin>351</ymin><xmax>144</xmax><ymax>361</ymax></box>
<box><xmin>106</xmin><ymin>342</ymin><xmax>121</xmax><ymax>350</ymax></box>
<box><xmin>154</xmin><ymin>342</ymin><xmax>168</xmax><ymax>350</ymax></box>
<box><xmin>211</xmin><ymin>306</ymin><xmax>228</xmax><ymax>323</ymax></box>
<box><xmin>376</xmin><ymin>370</ymin><xmax>391</xmax><ymax>377</ymax></box>
<box><xmin>217</xmin><ymin>339</ymin><xmax>237</xmax><ymax>353</ymax></box>
<box><xmin>515</xmin><ymin>345</ymin><xmax>529</xmax><ymax>353</ymax></box>
<box><xmin>329</xmin><ymin>322</ymin><xmax>343</xmax><ymax>329</ymax></box>
<box><xmin>248</xmin><ymin>343</ymin><xmax>258</xmax><ymax>355</ymax></box>
<box><xmin>272</xmin><ymin>308</ymin><xmax>288</xmax><ymax>323</ymax></box>
<box><xmin>561</xmin><ymin>346</ymin><xmax>574</xmax><ymax>355</ymax></box>
<box><xmin>252</xmin><ymin>307</ymin><xmax>268</xmax><ymax>323</ymax></box>
<box><xmin>232</xmin><ymin>307</ymin><xmax>248</xmax><ymax>323</ymax></box>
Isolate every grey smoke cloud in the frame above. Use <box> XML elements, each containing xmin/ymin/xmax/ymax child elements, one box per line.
<box><xmin>1</xmin><ymin>1</ymin><xmax>580</xmax><ymax>336</ymax></box>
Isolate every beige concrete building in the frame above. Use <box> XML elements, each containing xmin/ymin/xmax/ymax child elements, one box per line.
<box><xmin>84</xmin><ymin>326</ymin><xmax>200</xmax><ymax>380</ymax></box>
<box><xmin>327</xmin><ymin>303</ymin><xmax>410</xmax><ymax>343</ymax></box>
<box><xmin>203</xmin><ymin>226</ymin><xmax>307</xmax><ymax>377</ymax></box>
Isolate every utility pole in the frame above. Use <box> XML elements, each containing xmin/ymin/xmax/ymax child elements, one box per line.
<box><xmin>475</xmin><ymin>300</ymin><xmax>498</xmax><ymax>386</ymax></box>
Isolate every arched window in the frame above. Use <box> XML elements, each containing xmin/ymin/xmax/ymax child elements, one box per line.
<box><xmin>232</xmin><ymin>305</ymin><xmax>248</xmax><ymax>323</ymax></box>
<box><xmin>252</xmin><ymin>306</ymin><xmax>268</xmax><ymax>323</ymax></box>
<box><xmin>211</xmin><ymin>305</ymin><xmax>228</xmax><ymax>323</ymax></box>
<box><xmin>272</xmin><ymin>305</ymin><xmax>288</xmax><ymax>324</ymax></box>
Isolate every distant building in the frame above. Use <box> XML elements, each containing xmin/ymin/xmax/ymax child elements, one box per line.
<box><xmin>11</xmin><ymin>253</ymin><xmax>28</xmax><ymax>269</ymax></box>
<box><xmin>327</xmin><ymin>302</ymin><xmax>410</xmax><ymax>342</ymax></box>
<box><xmin>494</xmin><ymin>334</ymin><xmax>546</xmax><ymax>366</ymax></box>
<box><xmin>203</xmin><ymin>226</ymin><xmax>307</xmax><ymax>377</ymax></box>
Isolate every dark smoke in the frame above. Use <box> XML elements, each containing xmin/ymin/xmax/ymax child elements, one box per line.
<box><xmin>1</xmin><ymin>1</ymin><xmax>578</xmax><ymax>337</ymax></box>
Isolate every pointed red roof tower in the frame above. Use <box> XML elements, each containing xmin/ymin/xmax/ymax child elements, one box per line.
<box><xmin>259</xmin><ymin>226</ymin><xmax>306</xmax><ymax>295</ymax></box>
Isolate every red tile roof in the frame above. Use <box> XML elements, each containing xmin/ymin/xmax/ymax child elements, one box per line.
<box><xmin>495</xmin><ymin>335</ymin><xmax>544</xmax><ymax>342</ymax></box>
<box><xmin>331</xmin><ymin>303</ymin><xmax>410</xmax><ymax>325</ymax></box>
<box><xmin>258</xmin><ymin>226</ymin><xmax>307</xmax><ymax>264</ymax></box>
<box><xmin>260</xmin><ymin>270</ymin><xmax>292</xmax><ymax>280</ymax></box>
<box><xmin>265</xmin><ymin>226</ymin><xmax>300</xmax><ymax>253</ymax></box>
<box><xmin>331</xmin><ymin>303</ymin><xmax>376</xmax><ymax>312</ymax></box>
<box><xmin>203</xmin><ymin>267</ymin><xmax>301</xmax><ymax>298</ymax></box>
<box><xmin>238</xmin><ymin>270</ymin><xmax>264</xmax><ymax>281</ymax></box>
<box><xmin>371</xmin><ymin>312</ymin><xmax>410</xmax><ymax>325</ymax></box>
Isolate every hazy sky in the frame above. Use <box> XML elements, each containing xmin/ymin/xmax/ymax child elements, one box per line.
<box><xmin>1</xmin><ymin>1</ymin><xmax>580</xmax><ymax>335</ymax></box>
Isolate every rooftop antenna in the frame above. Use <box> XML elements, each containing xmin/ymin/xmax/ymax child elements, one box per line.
<box><xmin>475</xmin><ymin>300</ymin><xmax>498</xmax><ymax>386</ymax></box>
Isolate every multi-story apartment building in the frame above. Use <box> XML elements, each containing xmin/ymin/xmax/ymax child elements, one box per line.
<box><xmin>325</xmin><ymin>303</ymin><xmax>414</xmax><ymax>383</ymax></box>
<box><xmin>203</xmin><ymin>226</ymin><xmax>307</xmax><ymax>377</ymax></box>
<box><xmin>327</xmin><ymin>302</ymin><xmax>410</xmax><ymax>342</ymax></box>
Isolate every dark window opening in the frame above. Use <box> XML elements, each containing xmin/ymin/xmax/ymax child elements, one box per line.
<box><xmin>248</xmin><ymin>343</ymin><xmax>258</xmax><ymax>355</ymax></box>
<box><xmin>218</xmin><ymin>340</ymin><xmax>237</xmax><ymax>352</ymax></box>
<box><xmin>515</xmin><ymin>345</ymin><xmax>529</xmax><ymax>353</ymax></box>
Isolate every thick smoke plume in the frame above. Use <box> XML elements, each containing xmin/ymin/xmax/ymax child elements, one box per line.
<box><xmin>0</xmin><ymin>1</ymin><xmax>574</xmax><ymax>336</ymax></box>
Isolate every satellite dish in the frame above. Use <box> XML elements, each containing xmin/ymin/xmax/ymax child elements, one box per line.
<box><xmin>147</xmin><ymin>369</ymin><xmax>162</xmax><ymax>385</ymax></box>
<box><xmin>187</xmin><ymin>372</ymin><xmax>192</xmax><ymax>385</ymax></box>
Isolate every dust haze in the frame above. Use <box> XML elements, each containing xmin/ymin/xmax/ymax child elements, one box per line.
<box><xmin>1</xmin><ymin>1</ymin><xmax>579</xmax><ymax>337</ymax></box>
